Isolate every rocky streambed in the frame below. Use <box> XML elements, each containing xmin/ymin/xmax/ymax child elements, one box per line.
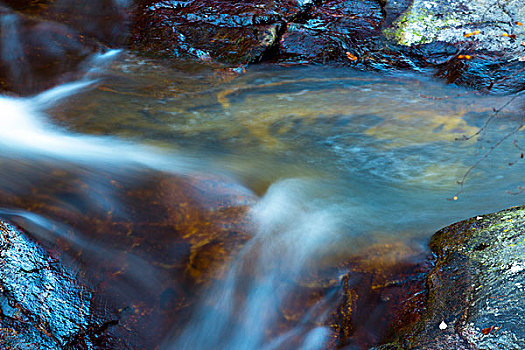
<box><xmin>0</xmin><ymin>0</ymin><xmax>524</xmax><ymax>349</ymax></box>
<box><xmin>3</xmin><ymin>202</ymin><xmax>525</xmax><ymax>348</ymax></box>
<box><xmin>1</xmin><ymin>0</ymin><xmax>523</xmax><ymax>94</ymax></box>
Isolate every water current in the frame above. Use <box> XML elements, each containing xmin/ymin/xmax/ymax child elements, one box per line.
<box><xmin>0</xmin><ymin>48</ymin><xmax>524</xmax><ymax>349</ymax></box>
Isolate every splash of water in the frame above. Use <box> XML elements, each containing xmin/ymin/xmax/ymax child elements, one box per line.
<box><xmin>166</xmin><ymin>179</ymin><xmax>346</xmax><ymax>350</ymax></box>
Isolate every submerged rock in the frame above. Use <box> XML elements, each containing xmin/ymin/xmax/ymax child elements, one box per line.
<box><xmin>0</xmin><ymin>5</ymin><xmax>99</xmax><ymax>94</ymax></box>
<box><xmin>0</xmin><ymin>167</ymin><xmax>255</xmax><ymax>349</ymax></box>
<box><xmin>267</xmin><ymin>241</ymin><xmax>431</xmax><ymax>349</ymax></box>
<box><xmin>328</xmin><ymin>242</ymin><xmax>431</xmax><ymax>348</ymax></box>
<box><xmin>378</xmin><ymin>206</ymin><xmax>525</xmax><ymax>349</ymax></box>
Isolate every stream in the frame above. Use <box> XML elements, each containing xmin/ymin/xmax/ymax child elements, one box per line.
<box><xmin>0</xmin><ymin>36</ymin><xmax>524</xmax><ymax>349</ymax></box>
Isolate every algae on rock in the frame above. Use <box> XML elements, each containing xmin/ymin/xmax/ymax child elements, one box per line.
<box><xmin>386</xmin><ymin>0</ymin><xmax>525</xmax><ymax>57</ymax></box>
<box><xmin>378</xmin><ymin>206</ymin><xmax>525</xmax><ymax>349</ymax></box>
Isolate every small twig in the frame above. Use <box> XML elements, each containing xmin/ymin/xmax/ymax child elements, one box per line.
<box><xmin>456</xmin><ymin>94</ymin><xmax>520</xmax><ymax>142</ymax></box>
<box><xmin>506</xmin><ymin>185</ymin><xmax>525</xmax><ymax>195</ymax></box>
<box><xmin>452</xmin><ymin>123</ymin><xmax>524</xmax><ymax>200</ymax></box>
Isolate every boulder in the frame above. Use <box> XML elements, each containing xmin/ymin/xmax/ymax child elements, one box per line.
<box><xmin>129</xmin><ymin>0</ymin><xmax>310</xmax><ymax>64</ymax></box>
<box><xmin>277</xmin><ymin>0</ymin><xmax>384</xmax><ymax>65</ymax></box>
<box><xmin>0</xmin><ymin>220</ymin><xmax>120</xmax><ymax>349</ymax></box>
<box><xmin>384</xmin><ymin>0</ymin><xmax>525</xmax><ymax>92</ymax></box>
<box><xmin>0</xmin><ymin>0</ymin><xmax>130</xmax><ymax>46</ymax></box>
<box><xmin>43</xmin><ymin>0</ymin><xmax>132</xmax><ymax>46</ymax></box>
<box><xmin>377</xmin><ymin>206</ymin><xmax>525</xmax><ymax>349</ymax></box>
<box><xmin>130</xmin><ymin>0</ymin><xmax>524</xmax><ymax>92</ymax></box>
<box><xmin>130</xmin><ymin>0</ymin><xmax>397</xmax><ymax>67</ymax></box>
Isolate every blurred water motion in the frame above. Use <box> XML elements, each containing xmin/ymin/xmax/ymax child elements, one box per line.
<box><xmin>170</xmin><ymin>179</ymin><xmax>346</xmax><ymax>349</ymax></box>
<box><xmin>0</xmin><ymin>51</ymin><xmax>523</xmax><ymax>348</ymax></box>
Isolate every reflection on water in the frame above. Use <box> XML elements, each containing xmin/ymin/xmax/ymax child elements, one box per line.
<box><xmin>0</xmin><ymin>51</ymin><xmax>524</xmax><ymax>348</ymax></box>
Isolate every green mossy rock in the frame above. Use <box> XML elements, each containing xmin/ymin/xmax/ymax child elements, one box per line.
<box><xmin>379</xmin><ymin>206</ymin><xmax>525</xmax><ymax>349</ymax></box>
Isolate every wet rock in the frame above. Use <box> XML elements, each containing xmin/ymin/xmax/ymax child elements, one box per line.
<box><xmin>129</xmin><ymin>0</ymin><xmax>308</xmax><ymax>64</ymax></box>
<box><xmin>377</xmin><ymin>206</ymin><xmax>525</xmax><ymax>349</ymax></box>
<box><xmin>270</xmin><ymin>241</ymin><xmax>431</xmax><ymax>349</ymax></box>
<box><xmin>0</xmin><ymin>166</ymin><xmax>255</xmax><ymax>349</ymax></box>
<box><xmin>381</xmin><ymin>0</ymin><xmax>412</xmax><ymax>28</ymax></box>
<box><xmin>277</xmin><ymin>0</ymin><xmax>384</xmax><ymax>66</ymax></box>
<box><xmin>130</xmin><ymin>0</ymin><xmax>523</xmax><ymax>91</ymax></box>
<box><xmin>0</xmin><ymin>0</ymin><xmax>54</xmax><ymax>13</ymax></box>
<box><xmin>329</xmin><ymin>242</ymin><xmax>431</xmax><ymax>348</ymax></box>
<box><xmin>0</xmin><ymin>220</ymin><xmax>119</xmax><ymax>349</ymax></box>
<box><xmin>384</xmin><ymin>0</ymin><xmax>525</xmax><ymax>92</ymax></box>
<box><xmin>0</xmin><ymin>6</ymin><xmax>99</xmax><ymax>94</ymax></box>
<box><xmin>43</xmin><ymin>0</ymin><xmax>131</xmax><ymax>46</ymax></box>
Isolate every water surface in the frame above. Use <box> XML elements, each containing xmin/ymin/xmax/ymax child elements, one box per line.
<box><xmin>1</xmin><ymin>52</ymin><xmax>524</xmax><ymax>349</ymax></box>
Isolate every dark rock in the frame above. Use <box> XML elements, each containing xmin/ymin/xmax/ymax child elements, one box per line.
<box><xmin>377</xmin><ymin>206</ymin><xmax>525</xmax><ymax>349</ymax></box>
<box><xmin>129</xmin><ymin>0</ymin><xmax>524</xmax><ymax>92</ymax></box>
<box><xmin>129</xmin><ymin>0</ymin><xmax>394</xmax><ymax>67</ymax></box>
<box><xmin>329</xmin><ymin>242</ymin><xmax>431</xmax><ymax>348</ymax></box>
<box><xmin>0</xmin><ymin>220</ymin><xmax>120</xmax><ymax>349</ymax></box>
<box><xmin>0</xmin><ymin>0</ymin><xmax>54</xmax><ymax>13</ymax></box>
<box><xmin>381</xmin><ymin>0</ymin><xmax>412</xmax><ymax>28</ymax></box>
<box><xmin>0</xmin><ymin>6</ymin><xmax>100</xmax><ymax>94</ymax></box>
<box><xmin>277</xmin><ymin>0</ymin><xmax>384</xmax><ymax>65</ymax></box>
<box><xmin>269</xmin><ymin>242</ymin><xmax>431</xmax><ymax>349</ymax></box>
<box><xmin>43</xmin><ymin>0</ymin><xmax>131</xmax><ymax>46</ymax></box>
<box><xmin>129</xmin><ymin>0</ymin><xmax>308</xmax><ymax>64</ymax></box>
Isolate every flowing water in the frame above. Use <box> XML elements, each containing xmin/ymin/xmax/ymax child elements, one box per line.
<box><xmin>0</xmin><ymin>27</ymin><xmax>524</xmax><ymax>349</ymax></box>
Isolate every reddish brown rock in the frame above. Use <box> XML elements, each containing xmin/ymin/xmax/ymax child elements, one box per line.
<box><xmin>263</xmin><ymin>241</ymin><xmax>432</xmax><ymax>349</ymax></box>
<box><xmin>0</xmin><ymin>0</ymin><xmax>53</xmax><ymax>13</ymax></box>
<box><xmin>1</xmin><ymin>0</ymin><xmax>129</xmax><ymax>46</ymax></box>
<box><xmin>0</xmin><ymin>165</ymin><xmax>255</xmax><ymax>349</ymax></box>
<box><xmin>330</xmin><ymin>242</ymin><xmax>431</xmax><ymax>348</ymax></box>
<box><xmin>43</xmin><ymin>0</ymin><xmax>131</xmax><ymax>46</ymax></box>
